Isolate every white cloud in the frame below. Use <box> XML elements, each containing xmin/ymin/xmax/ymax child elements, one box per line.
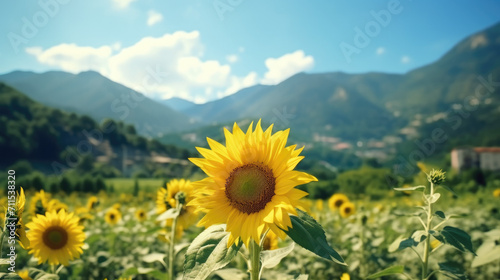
<box><xmin>376</xmin><ymin>47</ymin><xmax>385</xmax><ymax>55</ymax></box>
<box><xmin>261</xmin><ymin>50</ymin><xmax>314</xmax><ymax>85</ymax></box>
<box><xmin>26</xmin><ymin>44</ymin><xmax>112</xmax><ymax>73</ymax></box>
<box><xmin>112</xmin><ymin>0</ymin><xmax>136</xmax><ymax>9</ymax></box>
<box><xmin>147</xmin><ymin>10</ymin><xmax>163</xmax><ymax>26</ymax></box>
<box><xmin>226</xmin><ymin>54</ymin><xmax>238</xmax><ymax>63</ymax></box>
<box><xmin>26</xmin><ymin>31</ymin><xmax>256</xmax><ymax>103</ymax></box>
<box><xmin>401</xmin><ymin>55</ymin><xmax>411</xmax><ymax>64</ymax></box>
<box><xmin>219</xmin><ymin>71</ymin><xmax>258</xmax><ymax>98</ymax></box>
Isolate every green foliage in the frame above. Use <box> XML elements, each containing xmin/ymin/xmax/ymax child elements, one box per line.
<box><xmin>283</xmin><ymin>209</ymin><xmax>345</xmax><ymax>265</ymax></box>
<box><xmin>366</xmin><ymin>265</ymin><xmax>405</xmax><ymax>279</ymax></box>
<box><xmin>183</xmin><ymin>225</ymin><xmax>242</xmax><ymax>280</ymax></box>
<box><xmin>336</xmin><ymin>167</ymin><xmax>395</xmax><ymax>198</ymax></box>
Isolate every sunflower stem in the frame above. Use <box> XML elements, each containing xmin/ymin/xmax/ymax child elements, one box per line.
<box><xmin>168</xmin><ymin>201</ymin><xmax>182</xmax><ymax>280</ymax></box>
<box><xmin>249</xmin><ymin>240</ymin><xmax>261</xmax><ymax>280</ymax></box>
<box><xmin>421</xmin><ymin>182</ymin><xmax>434</xmax><ymax>280</ymax></box>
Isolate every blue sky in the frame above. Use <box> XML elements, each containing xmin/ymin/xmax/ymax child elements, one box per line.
<box><xmin>1</xmin><ymin>0</ymin><xmax>499</xmax><ymax>103</ymax></box>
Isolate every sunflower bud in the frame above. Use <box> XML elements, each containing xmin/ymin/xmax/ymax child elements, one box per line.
<box><xmin>175</xmin><ymin>191</ymin><xmax>186</xmax><ymax>206</ymax></box>
<box><xmin>427</xmin><ymin>169</ymin><xmax>446</xmax><ymax>185</ymax></box>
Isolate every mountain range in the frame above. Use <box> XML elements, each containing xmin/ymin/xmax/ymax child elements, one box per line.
<box><xmin>1</xmin><ymin>22</ymin><xmax>499</xmax><ymax>145</ymax></box>
<box><xmin>0</xmin><ymin>70</ymin><xmax>195</xmax><ymax>136</ymax></box>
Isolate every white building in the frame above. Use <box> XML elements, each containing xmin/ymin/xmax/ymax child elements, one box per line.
<box><xmin>451</xmin><ymin>147</ymin><xmax>500</xmax><ymax>172</ymax></box>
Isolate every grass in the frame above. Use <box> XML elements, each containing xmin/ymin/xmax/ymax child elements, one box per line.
<box><xmin>105</xmin><ymin>178</ymin><xmax>165</xmax><ymax>193</ymax></box>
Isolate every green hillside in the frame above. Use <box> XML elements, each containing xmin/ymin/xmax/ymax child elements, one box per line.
<box><xmin>0</xmin><ymin>82</ymin><xmax>194</xmax><ymax>176</ymax></box>
<box><xmin>0</xmin><ymin>70</ymin><xmax>196</xmax><ymax>136</ymax></box>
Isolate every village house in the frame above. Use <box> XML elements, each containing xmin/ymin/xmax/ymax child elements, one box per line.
<box><xmin>451</xmin><ymin>147</ymin><xmax>500</xmax><ymax>172</ymax></box>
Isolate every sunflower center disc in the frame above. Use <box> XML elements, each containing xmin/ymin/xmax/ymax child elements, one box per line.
<box><xmin>43</xmin><ymin>226</ymin><xmax>68</xmax><ymax>250</ymax></box>
<box><xmin>225</xmin><ymin>164</ymin><xmax>276</xmax><ymax>214</ymax></box>
<box><xmin>335</xmin><ymin>199</ymin><xmax>344</xmax><ymax>207</ymax></box>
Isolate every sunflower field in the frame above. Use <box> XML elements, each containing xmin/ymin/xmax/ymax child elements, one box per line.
<box><xmin>1</xmin><ymin>122</ymin><xmax>500</xmax><ymax>280</ymax></box>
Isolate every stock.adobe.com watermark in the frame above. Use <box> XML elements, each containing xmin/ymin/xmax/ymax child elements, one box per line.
<box><xmin>5</xmin><ymin>170</ymin><xmax>18</xmax><ymax>272</ymax></box>
<box><xmin>7</xmin><ymin>0</ymin><xmax>71</xmax><ymax>54</ymax></box>
<box><xmin>339</xmin><ymin>0</ymin><xmax>407</xmax><ymax>63</ymax></box>
<box><xmin>213</xmin><ymin>0</ymin><xmax>244</xmax><ymax>21</ymax></box>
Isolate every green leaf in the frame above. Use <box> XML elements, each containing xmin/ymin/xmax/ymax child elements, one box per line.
<box><xmin>411</xmin><ymin>230</ymin><xmax>427</xmax><ymax>243</ymax></box>
<box><xmin>283</xmin><ymin>209</ymin><xmax>346</xmax><ymax>265</ymax></box>
<box><xmin>0</xmin><ymin>273</ymin><xmax>23</xmax><ymax>280</ymax></box>
<box><xmin>183</xmin><ymin>224</ymin><xmax>242</xmax><ymax>280</ymax></box>
<box><xmin>435</xmin><ymin>211</ymin><xmax>446</xmax><ymax>219</ymax></box>
<box><xmin>432</xmin><ymin>226</ymin><xmax>476</xmax><ymax>255</ymax></box>
<box><xmin>388</xmin><ymin>236</ymin><xmax>417</xmax><ymax>252</ymax></box>
<box><xmin>260</xmin><ymin>242</ymin><xmax>295</xmax><ymax>269</ymax></box>
<box><xmin>394</xmin><ymin>185</ymin><xmax>425</xmax><ymax>191</ymax></box>
<box><xmin>438</xmin><ymin>262</ymin><xmax>467</xmax><ymax>280</ymax></box>
<box><xmin>214</xmin><ymin>269</ymin><xmax>248</xmax><ymax>280</ymax></box>
<box><xmin>143</xmin><ymin>253</ymin><xmax>167</xmax><ymax>264</ymax></box>
<box><xmin>27</xmin><ymin>269</ymin><xmax>59</xmax><ymax>280</ymax></box>
<box><xmin>121</xmin><ymin>267</ymin><xmax>168</xmax><ymax>279</ymax></box>
<box><xmin>426</xmin><ymin>193</ymin><xmax>441</xmax><ymax>203</ymax></box>
<box><xmin>439</xmin><ymin>185</ymin><xmax>458</xmax><ymax>196</ymax></box>
<box><xmin>471</xmin><ymin>229</ymin><xmax>500</xmax><ymax>267</ymax></box>
<box><xmin>156</xmin><ymin>208</ymin><xmax>180</xmax><ymax>222</ymax></box>
<box><xmin>366</xmin><ymin>265</ymin><xmax>405</xmax><ymax>279</ymax></box>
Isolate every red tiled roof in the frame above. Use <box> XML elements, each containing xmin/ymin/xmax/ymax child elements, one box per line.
<box><xmin>474</xmin><ymin>147</ymin><xmax>500</xmax><ymax>153</ymax></box>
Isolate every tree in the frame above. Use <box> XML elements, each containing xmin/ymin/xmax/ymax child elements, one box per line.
<box><xmin>133</xmin><ymin>179</ymin><xmax>140</xmax><ymax>196</ymax></box>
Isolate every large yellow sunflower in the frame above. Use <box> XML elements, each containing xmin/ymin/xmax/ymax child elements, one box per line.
<box><xmin>104</xmin><ymin>208</ymin><xmax>122</xmax><ymax>225</ymax></box>
<box><xmin>189</xmin><ymin>121</ymin><xmax>317</xmax><ymax>247</ymax></box>
<box><xmin>26</xmin><ymin>210</ymin><xmax>85</xmax><ymax>266</ymax></box>
<box><xmin>328</xmin><ymin>193</ymin><xmax>349</xmax><ymax>211</ymax></box>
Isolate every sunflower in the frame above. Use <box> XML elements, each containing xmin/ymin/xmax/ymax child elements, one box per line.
<box><xmin>11</xmin><ymin>187</ymin><xmax>30</xmax><ymax>248</ymax></box>
<box><xmin>17</xmin><ymin>270</ymin><xmax>32</xmax><ymax>280</ymax></box>
<box><xmin>339</xmin><ymin>202</ymin><xmax>355</xmax><ymax>218</ymax></box>
<box><xmin>29</xmin><ymin>190</ymin><xmax>49</xmax><ymax>216</ymax></box>
<box><xmin>87</xmin><ymin>196</ymin><xmax>99</xmax><ymax>210</ymax></box>
<box><xmin>340</xmin><ymin>272</ymin><xmax>350</xmax><ymax>280</ymax></box>
<box><xmin>47</xmin><ymin>199</ymin><xmax>68</xmax><ymax>213</ymax></box>
<box><xmin>493</xmin><ymin>188</ymin><xmax>500</xmax><ymax>198</ymax></box>
<box><xmin>164</xmin><ymin>179</ymin><xmax>198</xmax><ymax>233</ymax></box>
<box><xmin>105</xmin><ymin>208</ymin><xmax>122</xmax><ymax>225</ymax></box>
<box><xmin>156</xmin><ymin>187</ymin><xmax>171</xmax><ymax>214</ymax></box>
<box><xmin>315</xmin><ymin>199</ymin><xmax>324</xmax><ymax>211</ymax></box>
<box><xmin>262</xmin><ymin>230</ymin><xmax>279</xmax><ymax>251</ymax></box>
<box><xmin>189</xmin><ymin>121</ymin><xmax>317</xmax><ymax>247</ymax></box>
<box><xmin>135</xmin><ymin>209</ymin><xmax>147</xmax><ymax>222</ymax></box>
<box><xmin>26</xmin><ymin>210</ymin><xmax>85</xmax><ymax>266</ymax></box>
<box><xmin>328</xmin><ymin>193</ymin><xmax>349</xmax><ymax>211</ymax></box>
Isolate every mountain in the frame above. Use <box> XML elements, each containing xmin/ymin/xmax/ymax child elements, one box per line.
<box><xmin>0</xmin><ymin>70</ymin><xmax>195</xmax><ymax>136</ymax></box>
<box><xmin>159</xmin><ymin>97</ymin><xmax>195</xmax><ymax>111</ymax></box>
<box><xmin>183</xmin><ymin>85</ymin><xmax>272</xmax><ymax>122</ymax></box>
<box><xmin>0</xmin><ymin>82</ymin><xmax>194</xmax><ymax>176</ymax></box>
<box><xmin>386</xmin><ymin>21</ymin><xmax>500</xmax><ymax>115</ymax></box>
<box><xmin>180</xmin><ymin>22</ymin><xmax>500</xmax><ymax>139</ymax></box>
